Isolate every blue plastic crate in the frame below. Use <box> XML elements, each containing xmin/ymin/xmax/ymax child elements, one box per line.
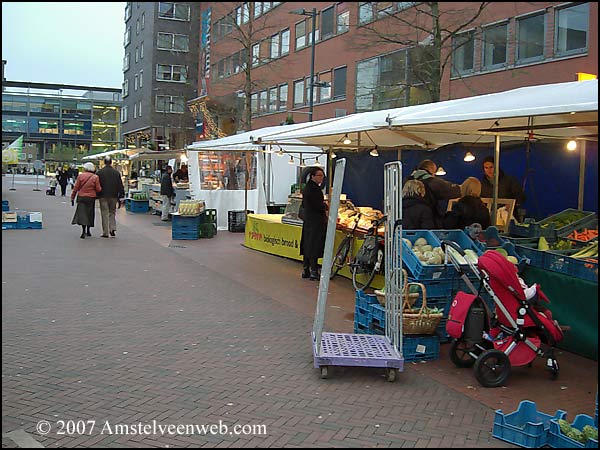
<box><xmin>173</xmin><ymin>214</ymin><xmax>201</xmax><ymax>227</ymax></box>
<box><xmin>16</xmin><ymin>221</ymin><xmax>42</xmax><ymax>229</ymax></box>
<box><xmin>354</xmin><ymin>306</ymin><xmax>371</xmax><ymax>329</ymax></box>
<box><xmin>355</xmin><ymin>289</ymin><xmax>379</xmax><ymax>312</ymax></box>
<box><xmin>2</xmin><ymin>222</ymin><xmax>18</xmax><ymax>230</ymax></box>
<box><xmin>509</xmin><ymin>219</ymin><xmax>557</xmax><ymax>239</ymax></box>
<box><xmin>402</xmin><ymin>230</ymin><xmax>455</xmax><ymax>280</ymax></box>
<box><xmin>493</xmin><ymin>400</ymin><xmax>567</xmax><ymax>448</ymax></box>
<box><xmin>2</xmin><ymin>204</ymin><xmax>8</xmax><ymax>212</ymax></box>
<box><xmin>354</xmin><ymin>323</ymin><xmax>369</xmax><ymax>335</ymax></box>
<box><xmin>435</xmin><ymin>318</ymin><xmax>450</xmax><ymax>343</ymax></box>
<box><xmin>172</xmin><ymin>230</ymin><xmax>199</xmax><ymax>240</ymax></box>
<box><xmin>403</xmin><ymin>334</ymin><xmax>440</xmax><ymax>362</ymax></box>
<box><xmin>541</xmin><ymin>209</ymin><xmax>596</xmax><ymax>239</ymax></box>
<box><xmin>548</xmin><ymin>414</ymin><xmax>598</xmax><ymax>448</ymax></box>
<box><xmin>432</xmin><ymin>229</ymin><xmax>483</xmax><ymax>260</ymax></box>
<box><xmin>128</xmin><ymin>199</ymin><xmax>149</xmax><ymax>213</ymax></box>
<box><xmin>407</xmin><ymin>277</ymin><xmax>456</xmax><ymax>299</ymax></box>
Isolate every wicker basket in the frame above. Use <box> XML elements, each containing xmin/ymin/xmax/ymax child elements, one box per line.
<box><xmin>401</xmin><ymin>283</ymin><xmax>443</xmax><ymax>335</ymax></box>
<box><xmin>375</xmin><ymin>269</ymin><xmax>419</xmax><ymax>307</ymax></box>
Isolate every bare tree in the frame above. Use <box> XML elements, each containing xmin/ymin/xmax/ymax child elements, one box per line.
<box><xmin>351</xmin><ymin>2</ymin><xmax>490</xmax><ymax>104</ymax></box>
<box><xmin>208</xmin><ymin>2</ymin><xmax>289</xmax><ymax>131</ymax></box>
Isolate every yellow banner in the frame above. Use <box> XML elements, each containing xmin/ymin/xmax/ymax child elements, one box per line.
<box><xmin>244</xmin><ymin>214</ymin><xmax>384</xmax><ymax>289</ymax></box>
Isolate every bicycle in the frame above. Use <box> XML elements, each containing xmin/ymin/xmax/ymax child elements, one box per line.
<box><xmin>351</xmin><ymin>215</ymin><xmax>387</xmax><ymax>291</ymax></box>
<box><xmin>329</xmin><ymin>213</ymin><xmax>362</xmax><ymax>280</ymax></box>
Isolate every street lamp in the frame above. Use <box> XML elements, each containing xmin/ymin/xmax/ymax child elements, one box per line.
<box><xmin>290</xmin><ymin>8</ymin><xmax>317</xmax><ymax>122</ymax></box>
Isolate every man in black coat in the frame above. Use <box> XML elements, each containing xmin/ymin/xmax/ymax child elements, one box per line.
<box><xmin>96</xmin><ymin>156</ymin><xmax>125</xmax><ymax>238</ymax></box>
<box><xmin>480</xmin><ymin>156</ymin><xmax>526</xmax><ymax>220</ymax></box>
<box><xmin>407</xmin><ymin>159</ymin><xmax>461</xmax><ymax>228</ymax></box>
<box><xmin>300</xmin><ymin>167</ymin><xmax>328</xmax><ymax>280</ymax></box>
<box><xmin>160</xmin><ymin>166</ymin><xmax>175</xmax><ymax>221</ymax></box>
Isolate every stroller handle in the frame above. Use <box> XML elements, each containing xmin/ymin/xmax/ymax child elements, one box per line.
<box><xmin>440</xmin><ymin>240</ymin><xmax>465</xmax><ymax>256</ymax></box>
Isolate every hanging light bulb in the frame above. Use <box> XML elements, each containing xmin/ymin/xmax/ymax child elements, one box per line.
<box><xmin>277</xmin><ymin>147</ymin><xmax>285</xmax><ymax>157</ymax></box>
<box><xmin>566</xmin><ymin>140</ymin><xmax>577</xmax><ymax>151</ymax></box>
<box><xmin>463</xmin><ymin>151</ymin><xmax>475</xmax><ymax>162</ymax></box>
<box><xmin>342</xmin><ymin>134</ymin><xmax>352</xmax><ymax>145</ymax></box>
<box><xmin>435</xmin><ymin>166</ymin><xmax>446</xmax><ymax>176</ymax></box>
<box><xmin>313</xmin><ymin>158</ymin><xmax>321</xmax><ymax>166</ymax></box>
<box><xmin>299</xmin><ymin>158</ymin><xmax>306</xmax><ymax>168</ymax></box>
<box><xmin>288</xmin><ymin>155</ymin><xmax>295</xmax><ymax>165</ymax></box>
<box><xmin>369</xmin><ymin>146</ymin><xmax>379</xmax><ymax>157</ymax></box>
<box><xmin>330</xmin><ymin>151</ymin><xmax>337</xmax><ymax>159</ymax></box>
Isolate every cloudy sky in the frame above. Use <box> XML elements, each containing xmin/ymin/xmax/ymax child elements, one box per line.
<box><xmin>2</xmin><ymin>2</ymin><xmax>125</xmax><ymax>88</ymax></box>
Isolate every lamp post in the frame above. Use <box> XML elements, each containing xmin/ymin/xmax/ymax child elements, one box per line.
<box><xmin>290</xmin><ymin>8</ymin><xmax>317</xmax><ymax>122</ymax></box>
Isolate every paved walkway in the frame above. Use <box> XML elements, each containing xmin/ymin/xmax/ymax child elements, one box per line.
<box><xmin>2</xmin><ymin>176</ymin><xmax>597</xmax><ymax>448</ymax></box>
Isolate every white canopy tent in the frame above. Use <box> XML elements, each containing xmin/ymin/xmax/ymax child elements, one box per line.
<box><xmin>186</xmin><ymin>122</ymin><xmax>337</xmax><ymax>230</ymax></box>
<box><xmin>128</xmin><ymin>149</ymin><xmax>186</xmax><ymax>161</ymax></box>
<box><xmin>257</xmin><ymin>80</ymin><xmax>598</xmax><ymax>218</ymax></box>
<box><xmin>82</xmin><ymin>148</ymin><xmax>143</xmax><ymax>160</ymax></box>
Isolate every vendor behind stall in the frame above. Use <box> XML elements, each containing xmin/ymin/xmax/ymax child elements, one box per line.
<box><xmin>173</xmin><ymin>164</ymin><xmax>189</xmax><ymax>183</ymax></box>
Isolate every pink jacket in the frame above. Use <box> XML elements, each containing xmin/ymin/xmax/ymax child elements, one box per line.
<box><xmin>71</xmin><ymin>172</ymin><xmax>102</xmax><ymax>200</ymax></box>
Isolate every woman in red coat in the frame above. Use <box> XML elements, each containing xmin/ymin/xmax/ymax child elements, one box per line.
<box><xmin>71</xmin><ymin>162</ymin><xmax>102</xmax><ymax>239</ymax></box>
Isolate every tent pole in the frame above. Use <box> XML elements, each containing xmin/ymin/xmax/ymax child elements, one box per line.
<box><xmin>492</xmin><ymin>135</ymin><xmax>501</xmax><ymax>227</ymax></box>
<box><xmin>578</xmin><ymin>140</ymin><xmax>586</xmax><ymax>210</ymax></box>
<box><xmin>327</xmin><ymin>146</ymin><xmax>333</xmax><ymax>196</ymax></box>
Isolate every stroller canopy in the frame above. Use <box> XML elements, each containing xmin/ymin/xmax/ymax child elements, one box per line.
<box><xmin>478</xmin><ymin>251</ymin><xmax>525</xmax><ymax>302</ymax></box>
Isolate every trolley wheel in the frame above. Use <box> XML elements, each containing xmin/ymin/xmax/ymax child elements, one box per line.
<box><xmin>449</xmin><ymin>339</ymin><xmax>478</xmax><ymax>368</ymax></box>
<box><xmin>385</xmin><ymin>368</ymin><xmax>398</xmax><ymax>383</ymax></box>
<box><xmin>320</xmin><ymin>366</ymin><xmax>331</xmax><ymax>379</ymax></box>
<box><xmin>547</xmin><ymin>358</ymin><xmax>559</xmax><ymax>380</ymax></box>
<box><xmin>474</xmin><ymin>349</ymin><xmax>511</xmax><ymax>388</ymax></box>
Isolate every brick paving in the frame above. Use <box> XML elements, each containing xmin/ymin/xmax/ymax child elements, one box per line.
<box><xmin>2</xmin><ymin>176</ymin><xmax>596</xmax><ymax>448</ymax></box>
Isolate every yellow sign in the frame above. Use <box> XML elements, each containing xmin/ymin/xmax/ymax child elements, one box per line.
<box><xmin>577</xmin><ymin>72</ymin><xmax>597</xmax><ymax>81</ymax></box>
<box><xmin>243</xmin><ymin>214</ymin><xmax>384</xmax><ymax>289</ymax></box>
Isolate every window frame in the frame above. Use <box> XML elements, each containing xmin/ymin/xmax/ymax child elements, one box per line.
<box><xmin>554</xmin><ymin>2</ymin><xmax>589</xmax><ymax>58</ymax></box>
<box><xmin>515</xmin><ymin>11</ymin><xmax>546</xmax><ymax>65</ymax></box>
<box><xmin>481</xmin><ymin>21</ymin><xmax>509</xmax><ymax>70</ymax></box>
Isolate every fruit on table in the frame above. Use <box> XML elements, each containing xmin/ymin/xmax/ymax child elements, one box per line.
<box><xmin>538</xmin><ymin>236</ymin><xmax>550</xmax><ymax>251</ymax></box>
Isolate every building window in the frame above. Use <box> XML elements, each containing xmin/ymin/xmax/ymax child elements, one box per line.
<box><xmin>251</xmin><ymin>93</ymin><xmax>258</xmax><ymax>115</ymax></box>
<box><xmin>359</xmin><ymin>3</ymin><xmax>374</xmax><ymax>25</ymax></box>
<box><xmin>156</xmin><ymin>64</ymin><xmax>188</xmax><ymax>82</ymax></box>
<box><xmin>259</xmin><ymin>90</ymin><xmax>268</xmax><ymax>114</ymax></box>
<box><xmin>2</xmin><ymin>95</ymin><xmax>28</xmax><ymax>112</ymax></box>
<box><xmin>356</xmin><ymin>50</ymin><xmax>409</xmax><ymax>112</ymax></box>
<box><xmin>141</xmin><ymin>12</ymin><xmax>145</xmax><ymax>29</ymax></box>
<box><xmin>158</xmin><ymin>2</ymin><xmax>190</xmax><ymax>21</ymax></box>
<box><xmin>278</xmin><ymin>84</ymin><xmax>288</xmax><ymax>111</ymax></box>
<box><xmin>124</xmin><ymin>2</ymin><xmax>132</xmax><ymax>21</ymax></box>
<box><xmin>452</xmin><ymin>31</ymin><xmax>475</xmax><ymax>76</ymax></box>
<box><xmin>517</xmin><ymin>13</ymin><xmax>545</xmax><ymax>63</ymax></box>
<box><xmin>157</xmin><ymin>32</ymin><xmax>190</xmax><ymax>52</ymax></box>
<box><xmin>555</xmin><ymin>3</ymin><xmax>589</xmax><ymax>57</ymax></box>
<box><xmin>139</xmin><ymin>70</ymin><xmax>143</xmax><ymax>88</ymax></box>
<box><xmin>271</xmin><ymin>33</ymin><xmax>280</xmax><ymax>59</ymax></box>
<box><xmin>136</xmin><ymin>19</ymin><xmax>140</xmax><ymax>35</ymax></box>
<box><xmin>295</xmin><ymin>20</ymin><xmax>306</xmax><ymax>49</ymax></box>
<box><xmin>123</xmin><ymin>53</ymin><xmax>130</xmax><ymax>71</ymax></box>
<box><xmin>140</xmin><ymin>41</ymin><xmax>144</xmax><ymax>59</ymax></box>
<box><xmin>242</xmin><ymin>3</ymin><xmax>250</xmax><ymax>24</ymax></box>
<box><xmin>482</xmin><ymin>23</ymin><xmax>508</xmax><ymax>69</ymax></box>
<box><xmin>337</xmin><ymin>10</ymin><xmax>349</xmax><ymax>34</ymax></box>
<box><xmin>321</xmin><ymin>6</ymin><xmax>335</xmax><ymax>39</ymax></box>
<box><xmin>134</xmin><ymin>74</ymin><xmax>139</xmax><ymax>91</ymax></box>
<box><xmin>2</xmin><ymin>117</ymin><xmax>28</xmax><ymax>133</ymax></box>
<box><xmin>156</xmin><ymin>95</ymin><xmax>184</xmax><ymax>113</ymax></box>
<box><xmin>293</xmin><ymin>79</ymin><xmax>305</xmax><ymax>106</ymax></box>
<box><xmin>133</xmin><ymin>103</ymin><xmax>137</xmax><ymax>119</ymax></box>
<box><xmin>121</xmin><ymin>106</ymin><xmax>128</xmax><ymax>123</ymax></box>
<box><xmin>123</xmin><ymin>80</ymin><xmax>129</xmax><ymax>97</ymax></box>
<box><xmin>318</xmin><ymin>71</ymin><xmax>332</xmax><ymax>102</ymax></box>
<box><xmin>269</xmin><ymin>86</ymin><xmax>278</xmax><ymax>112</ymax></box>
<box><xmin>252</xmin><ymin>43</ymin><xmax>260</xmax><ymax>66</ymax></box>
<box><xmin>281</xmin><ymin>29</ymin><xmax>290</xmax><ymax>55</ymax></box>
<box><xmin>333</xmin><ymin>66</ymin><xmax>347</xmax><ymax>99</ymax></box>
<box><xmin>124</xmin><ymin>27</ymin><xmax>131</xmax><ymax>46</ymax></box>
<box><xmin>135</xmin><ymin>47</ymin><xmax>139</xmax><ymax>63</ymax></box>
<box><xmin>139</xmin><ymin>101</ymin><xmax>142</xmax><ymax>117</ymax></box>
<box><xmin>254</xmin><ymin>2</ymin><xmax>263</xmax><ymax>18</ymax></box>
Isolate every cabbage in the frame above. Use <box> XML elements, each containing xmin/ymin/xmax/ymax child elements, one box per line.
<box><xmin>582</xmin><ymin>425</ymin><xmax>598</xmax><ymax>442</ymax></box>
<box><xmin>415</xmin><ymin>237</ymin><xmax>428</xmax><ymax>247</ymax></box>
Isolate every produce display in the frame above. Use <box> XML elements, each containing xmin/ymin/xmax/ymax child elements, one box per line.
<box><xmin>567</xmin><ymin>228</ymin><xmax>598</xmax><ymax>242</ymax></box>
<box><xmin>557</xmin><ymin>419</ymin><xmax>598</xmax><ymax>444</ymax></box>
<box><xmin>178</xmin><ymin>200</ymin><xmax>205</xmax><ymax>216</ymax></box>
<box><xmin>539</xmin><ymin>210</ymin><xmax>591</xmax><ymax>229</ymax></box>
<box><xmin>131</xmin><ymin>192</ymin><xmax>147</xmax><ymax>201</ymax></box>
<box><xmin>337</xmin><ymin>202</ymin><xmax>384</xmax><ymax>232</ymax></box>
<box><xmin>403</xmin><ymin>237</ymin><xmax>445</xmax><ymax>265</ymax></box>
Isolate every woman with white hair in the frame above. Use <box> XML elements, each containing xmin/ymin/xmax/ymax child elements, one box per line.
<box><xmin>442</xmin><ymin>177</ymin><xmax>491</xmax><ymax>229</ymax></box>
<box><xmin>70</xmin><ymin>162</ymin><xmax>102</xmax><ymax>239</ymax></box>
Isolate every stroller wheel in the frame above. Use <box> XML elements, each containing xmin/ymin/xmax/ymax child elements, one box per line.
<box><xmin>547</xmin><ymin>358</ymin><xmax>559</xmax><ymax>379</ymax></box>
<box><xmin>474</xmin><ymin>349</ymin><xmax>511</xmax><ymax>388</ymax></box>
<box><xmin>450</xmin><ymin>339</ymin><xmax>478</xmax><ymax>368</ymax></box>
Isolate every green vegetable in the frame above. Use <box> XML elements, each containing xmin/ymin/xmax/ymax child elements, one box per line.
<box><xmin>582</xmin><ymin>425</ymin><xmax>598</xmax><ymax>441</ymax></box>
<box><xmin>566</xmin><ymin>429</ymin><xmax>585</xmax><ymax>443</ymax></box>
<box><xmin>558</xmin><ymin>419</ymin><xmax>572</xmax><ymax>435</ymax></box>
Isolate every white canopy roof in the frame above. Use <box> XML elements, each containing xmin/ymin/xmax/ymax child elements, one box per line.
<box><xmin>257</xmin><ymin>80</ymin><xmax>598</xmax><ymax>149</ymax></box>
<box><xmin>186</xmin><ymin>119</ymin><xmax>340</xmax><ymax>153</ymax></box>
<box><xmin>129</xmin><ymin>149</ymin><xmax>186</xmax><ymax>160</ymax></box>
<box><xmin>82</xmin><ymin>148</ymin><xmax>142</xmax><ymax>160</ymax></box>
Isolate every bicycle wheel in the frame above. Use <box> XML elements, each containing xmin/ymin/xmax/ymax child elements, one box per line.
<box><xmin>352</xmin><ymin>249</ymin><xmax>382</xmax><ymax>291</ymax></box>
<box><xmin>330</xmin><ymin>237</ymin><xmax>351</xmax><ymax>279</ymax></box>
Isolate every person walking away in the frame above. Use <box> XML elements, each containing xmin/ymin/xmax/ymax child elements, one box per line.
<box><xmin>407</xmin><ymin>159</ymin><xmax>461</xmax><ymax>228</ymax></box>
<box><xmin>443</xmin><ymin>177</ymin><xmax>491</xmax><ymax>229</ymax></box>
<box><xmin>96</xmin><ymin>156</ymin><xmax>125</xmax><ymax>238</ymax></box>
<box><xmin>57</xmin><ymin>168</ymin><xmax>69</xmax><ymax>197</ymax></box>
<box><xmin>402</xmin><ymin>180</ymin><xmax>436</xmax><ymax>229</ymax></box>
<box><xmin>300</xmin><ymin>167</ymin><xmax>328</xmax><ymax>280</ymax></box>
<box><xmin>160</xmin><ymin>165</ymin><xmax>175</xmax><ymax>221</ymax></box>
<box><xmin>71</xmin><ymin>162</ymin><xmax>102</xmax><ymax>239</ymax></box>
<box><xmin>480</xmin><ymin>156</ymin><xmax>526</xmax><ymax>221</ymax></box>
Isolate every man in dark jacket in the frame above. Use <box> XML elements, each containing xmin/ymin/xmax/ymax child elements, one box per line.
<box><xmin>96</xmin><ymin>156</ymin><xmax>125</xmax><ymax>238</ymax></box>
<box><xmin>480</xmin><ymin>156</ymin><xmax>526</xmax><ymax>220</ymax></box>
<box><xmin>407</xmin><ymin>159</ymin><xmax>461</xmax><ymax>228</ymax></box>
<box><xmin>160</xmin><ymin>166</ymin><xmax>175</xmax><ymax>221</ymax></box>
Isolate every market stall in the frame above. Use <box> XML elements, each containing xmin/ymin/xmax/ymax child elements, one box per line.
<box><xmin>186</xmin><ymin>122</ymin><xmax>334</xmax><ymax>231</ymax></box>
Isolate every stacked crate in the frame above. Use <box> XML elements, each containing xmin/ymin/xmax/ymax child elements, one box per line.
<box><xmin>171</xmin><ymin>213</ymin><xmax>201</xmax><ymax>240</ymax></box>
<box><xmin>126</xmin><ymin>198</ymin><xmax>150</xmax><ymax>213</ymax></box>
<box><xmin>2</xmin><ymin>211</ymin><xmax>42</xmax><ymax>230</ymax></box>
<box><xmin>198</xmin><ymin>209</ymin><xmax>217</xmax><ymax>239</ymax></box>
<box><xmin>2</xmin><ymin>200</ymin><xmax>9</xmax><ymax>212</ymax></box>
<box><xmin>228</xmin><ymin>210</ymin><xmax>253</xmax><ymax>232</ymax></box>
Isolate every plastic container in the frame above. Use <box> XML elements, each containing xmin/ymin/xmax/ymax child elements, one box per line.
<box><xmin>541</xmin><ymin>209</ymin><xmax>596</xmax><ymax>239</ymax></box>
<box><xmin>228</xmin><ymin>210</ymin><xmax>253</xmax><ymax>232</ymax></box>
<box><xmin>402</xmin><ymin>334</ymin><xmax>440</xmax><ymax>362</ymax></box>
<box><xmin>548</xmin><ymin>414</ymin><xmax>598</xmax><ymax>448</ymax></box>
<box><xmin>127</xmin><ymin>198</ymin><xmax>149</xmax><ymax>213</ymax></box>
<box><xmin>401</xmin><ymin>230</ymin><xmax>454</xmax><ymax>280</ymax></box>
<box><xmin>493</xmin><ymin>400</ymin><xmax>566</xmax><ymax>448</ymax></box>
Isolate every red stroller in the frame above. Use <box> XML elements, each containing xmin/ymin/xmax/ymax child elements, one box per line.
<box><xmin>443</xmin><ymin>242</ymin><xmax>565</xmax><ymax>388</ymax></box>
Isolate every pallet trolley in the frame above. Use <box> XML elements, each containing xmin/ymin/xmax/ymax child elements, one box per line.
<box><xmin>312</xmin><ymin>160</ymin><xmax>404</xmax><ymax>381</ymax></box>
